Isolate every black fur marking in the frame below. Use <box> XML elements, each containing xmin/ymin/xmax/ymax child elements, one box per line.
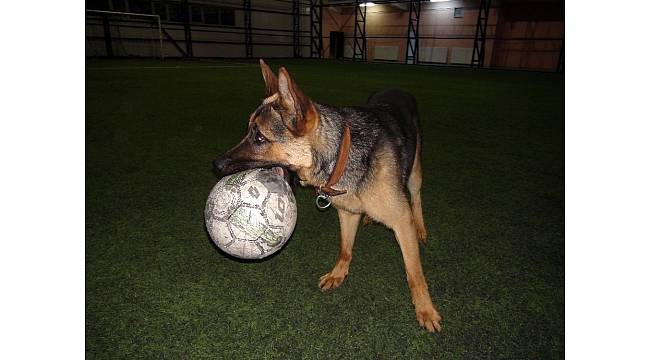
<box><xmin>309</xmin><ymin>89</ymin><xmax>419</xmax><ymax>195</ymax></box>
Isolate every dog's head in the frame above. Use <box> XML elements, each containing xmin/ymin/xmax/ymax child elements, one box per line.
<box><xmin>213</xmin><ymin>60</ymin><xmax>318</xmax><ymax>184</ymax></box>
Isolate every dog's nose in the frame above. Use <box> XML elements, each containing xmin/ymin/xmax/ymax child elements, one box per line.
<box><xmin>213</xmin><ymin>156</ymin><xmax>232</xmax><ymax>177</ymax></box>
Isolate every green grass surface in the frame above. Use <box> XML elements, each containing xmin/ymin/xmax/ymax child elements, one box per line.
<box><xmin>86</xmin><ymin>59</ymin><xmax>564</xmax><ymax>359</ymax></box>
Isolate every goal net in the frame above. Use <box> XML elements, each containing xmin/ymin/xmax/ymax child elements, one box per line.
<box><xmin>85</xmin><ymin>10</ymin><xmax>164</xmax><ymax>59</ymax></box>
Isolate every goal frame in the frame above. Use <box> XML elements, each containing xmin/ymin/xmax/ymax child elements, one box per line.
<box><xmin>85</xmin><ymin>9</ymin><xmax>164</xmax><ymax>60</ymax></box>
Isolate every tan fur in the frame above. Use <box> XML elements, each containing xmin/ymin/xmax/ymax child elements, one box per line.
<box><xmin>251</xmin><ymin>115</ymin><xmax>314</xmax><ymax>170</ymax></box>
<box><xmin>277</xmin><ymin>140</ymin><xmax>313</xmax><ymax>170</ymax></box>
<box><xmin>321</xmin><ymin>148</ymin><xmax>442</xmax><ymax>332</ymax></box>
<box><xmin>319</xmin><ymin>210</ymin><xmax>362</xmax><ymax>290</ymax></box>
<box><xmin>259</xmin><ymin>59</ymin><xmax>278</xmax><ymax>96</ymax></box>
<box><xmin>262</xmin><ymin>93</ymin><xmax>279</xmax><ymax>105</ymax></box>
<box><xmin>278</xmin><ymin>67</ymin><xmax>318</xmax><ymax>135</ymax></box>
<box><xmin>408</xmin><ymin>136</ymin><xmax>427</xmax><ymax>242</ymax></box>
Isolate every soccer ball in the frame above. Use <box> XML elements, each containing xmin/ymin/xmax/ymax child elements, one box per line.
<box><xmin>204</xmin><ymin>168</ymin><xmax>297</xmax><ymax>259</ymax></box>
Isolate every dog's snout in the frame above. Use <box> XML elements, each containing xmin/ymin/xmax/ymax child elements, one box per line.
<box><xmin>213</xmin><ymin>156</ymin><xmax>232</xmax><ymax>176</ymax></box>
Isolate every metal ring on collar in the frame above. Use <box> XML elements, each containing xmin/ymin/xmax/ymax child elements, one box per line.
<box><xmin>316</xmin><ymin>194</ymin><xmax>331</xmax><ymax>210</ymax></box>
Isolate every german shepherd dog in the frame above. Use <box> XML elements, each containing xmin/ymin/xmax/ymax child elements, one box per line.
<box><xmin>213</xmin><ymin>60</ymin><xmax>442</xmax><ymax>332</ymax></box>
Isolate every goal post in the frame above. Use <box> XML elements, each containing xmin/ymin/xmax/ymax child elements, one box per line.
<box><xmin>85</xmin><ymin>9</ymin><xmax>164</xmax><ymax>59</ymax></box>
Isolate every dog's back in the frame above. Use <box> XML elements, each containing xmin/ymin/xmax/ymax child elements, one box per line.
<box><xmin>366</xmin><ymin>89</ymin><xmax>419</xmax><ymax>128</ymax></box>
<box><xmin>365</xmin><ymin>89</ymin><xmax>421</xmax><ymax>188</ymax></box>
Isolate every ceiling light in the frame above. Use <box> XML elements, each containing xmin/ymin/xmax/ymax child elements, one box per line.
<box><xmin>359</xmin><ymin>2</ymin><xmax>376</xmax><ymax>7</ymax></box>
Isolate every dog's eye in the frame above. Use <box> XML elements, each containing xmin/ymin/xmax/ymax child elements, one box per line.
<box><xmin>253</xmin><ymin>129</ymin><xmax>268</xmax><ymax>144</ymax></box>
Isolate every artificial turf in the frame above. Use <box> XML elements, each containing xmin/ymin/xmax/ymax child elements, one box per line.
<box><xmin>86</xmin><ymin>58</ymin><xmax>564</xmax><ymax>359</ymax></box>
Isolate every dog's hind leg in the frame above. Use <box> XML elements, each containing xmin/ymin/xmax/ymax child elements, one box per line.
<box><xmin>408</xmin><ymin>137</ymin><xmax>427</xmax><ymax>243</ymax></box>
<box><xmin>319</xmin><ymin>209</ymin><xmax>362</xmax><ymax>291</ymax></box>
<box><xmin>363</xmin><ymin>191</ymin><xmax>442</xmax><ymax>332</ymax></box>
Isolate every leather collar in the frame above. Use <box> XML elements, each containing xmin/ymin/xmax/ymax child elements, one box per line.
<box><xmin>318</xmin><ymin>126</ymin><xmax>351</xmax><ymax>197</ymax></box>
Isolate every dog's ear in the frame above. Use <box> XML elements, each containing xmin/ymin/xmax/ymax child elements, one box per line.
<box><xmin>278</xmin><ymin>67</ymin><xmax>317</xmax><ymax>136</ymax></box>
<box><xmin>259</xmin><ymin>59</ymin><xmax>278</xmax><ymax>96</ymax></box>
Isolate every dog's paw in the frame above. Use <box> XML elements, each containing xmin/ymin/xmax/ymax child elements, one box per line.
<box><xmin>318</xmin><ymin>272</ymin><xmax>346</xmax><ymax>291</ymax></box>
<box><xmin>416</xmin><ymin>225</ymin><xmax>428</xmax><ymax>243</ymax></box>
<box><xmin>416</xmin><ymin>306</ymin><xmax>442</xmax><ymax>333</ymax></box>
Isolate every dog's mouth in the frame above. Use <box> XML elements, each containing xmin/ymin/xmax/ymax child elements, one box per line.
<box><xmin>266</xmin><ymin>165</ymin><xmax>298</xmax><ymax>188</ymax></box>
<box><xmin>270</xmin><ymin>166</ymin><xmax>287</xmax><ymax>178</ymax></box>
<box><xmin>213</xmin><ymin>157</ymin><xmax>297</xmax><ymax>187</ymax></box>
<box><xmin>266</xmin><ymin>165</ymin><xmax>293</xmax><ymax>184</ymax></box>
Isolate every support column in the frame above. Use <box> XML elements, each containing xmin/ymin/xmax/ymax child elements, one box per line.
<box><xmin>309</xmin><ymin>0</ymin><xmax>323</xmax><ymax>58</ymax></box>
<box><xmin>405</xmin><ymin>0</ymin><xmax>421</xmax><ymax>64</ymax></box>
<box><xmin>353</xmin><ymin>0</ymin><xmax>367</xmax><ymax>61</ymax></box>
<box><xmin>182</xmin><ymin>0</ymin><xmax>193</xmax><ymax>57</ymax></box>
<box><xmin>293</xmin><ymin>0</ymin><xmax>301</xmax><ymax>57</ymax></box>
<box><xmin>102</xmin><ymin>14</ymin><xmax>113</xmax><ymax>57</ymax></box>
<box><xmin>244</xmin><ymin>0</ymin><xmax>253</xmax><ymax>58</ymax></box>
<box><xmin>471</xmin><ymin>0</ymin><xmax>491</xmax><ymax>68</ymax></box>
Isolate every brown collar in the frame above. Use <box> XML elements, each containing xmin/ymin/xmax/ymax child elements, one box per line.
<box><xmin>318</xmin><ymin>126</ymin><xmax>351</xmax><ymax>197</ymax></box>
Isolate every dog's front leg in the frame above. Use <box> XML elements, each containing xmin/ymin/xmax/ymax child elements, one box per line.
<box><xmin>319</xmin><ymin>209</ymin><xmax>361</xmax><ymax>290</ymax></box>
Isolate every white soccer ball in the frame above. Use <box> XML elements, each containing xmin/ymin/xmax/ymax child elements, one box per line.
<box><xmin>204</xmin><ymin>168</ymin><xmax>297</xmax><ymax>259</ymax></box>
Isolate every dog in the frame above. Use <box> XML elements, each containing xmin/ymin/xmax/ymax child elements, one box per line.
<box><xmin>213</xmin><ymin>59</ymin><xmax>442</xmax><ymax>332</ymax></box>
